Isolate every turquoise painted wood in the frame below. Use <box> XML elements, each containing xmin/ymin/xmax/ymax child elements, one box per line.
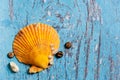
<box><xmin>0</xmin><ymin>0</ymin><xmax>120</xmax><ymax>80</ymax></box>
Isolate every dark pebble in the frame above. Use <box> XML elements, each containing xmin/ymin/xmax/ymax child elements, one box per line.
<box><xmin>64</xmin><ymin>42</ymin><xmax>72</xmax><ymax>49</ymax></box>
<box><xmin>7</xmin><ymin>52</ymin><xmax>14</xmax><ymax>58</ymax></box>
<box><xmin>55</xmin><ymin>51</ymin><xmax>63</xmax><ymax>58</ymax></box>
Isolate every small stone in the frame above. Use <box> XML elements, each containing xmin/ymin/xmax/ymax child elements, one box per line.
<box><xmin>7</xmin><ymin>52</ymin><xmax>14</xmax><ymax>58</ymax></box>
<box><xmin>64</xmin><ymin>42</ymin><xmax>72</xmax><ymax>49</ymax></box>
<box><xmin>55</xmin><ymin>51</ymin><xmax>63</xmax><ymax>58</ymax></box>
<box><xmin>9</xmin><ymin>62</ymin><xmax>19</xmax><ymax>73</ymax></box>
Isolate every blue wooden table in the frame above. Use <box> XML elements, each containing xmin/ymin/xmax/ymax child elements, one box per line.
<box><xmin>0</xmin><ymin>0</ymin><xmax>120</xmax><ymax>80</ymax></box>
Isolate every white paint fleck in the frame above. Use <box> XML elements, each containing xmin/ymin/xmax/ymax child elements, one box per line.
<box><xmin>115</xmin><ymin>36</ymin><xmax>119</xmax><ymax>40</ymax></box>
<box><xmin>94</xmin><ymin>43</ymin><xmax>99</xmax><ymax>52</ymax></box>
<box><xmin>47</xmin><ymin>11</ymin><xmax>51</xmax><ymax>16</ymax></box>
<box><xmin>51</xmin><ymin>75</ymin><xmax>55</xmax><ymax>79</ymax></box>
<box><xmin>100</xmin><ymin>58</ymin><xmax>103</xmax><ymax>64</ymax></box>
<box><xmin>70</xmin><ymin>34</ymin><xmax>73</xmax><ymax>37</ymax></box>
<box><xmin>43</xmin><ymin>0</ymin><xmax>46</xmax><ymax>3</ymax></box>
<box><xmin>73</xmin><ymin>66</ymin><xmax>76</xmax><ymax>70</ymax></box>
<box><xmin>65</xmin><ymin>12</ymin><xmax>71</xmax><ymax>20</ymax></box>
<box><xmin>96</xmin><ymin>16</ymin><xmax>100</xmax><ymax>21</ymax></box>
<box><xmin>72</xmin><ymin>44</ymin><xmax>76</xmax><ymax>49</ymax></box>
<box><xmin>92</xmin><ymin>17</ymin><xmax>96</xmax><ymax>21</ymax></box>
<box><xmin>55</xmin><ymin>11</ymin><xmax>59</xmax><ymax>15</ymax></box>
<box><xmin>46</xmin><ymin>19</ymin><xmax>50</xmax><ymax>22</ymax></box>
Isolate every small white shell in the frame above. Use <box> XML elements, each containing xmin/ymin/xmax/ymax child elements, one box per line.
<box><xmin>49</xmin><ymin>59</ymin><xmax>54</xmax><ymax>65</ymax></box>
<box><xmin>9</xmin><ymin>62</ymin><xmax>19</xmax><ymax>72</ymax></box>
<box><xmin>49</xmin><ymin>61</ymin><xmax>54</xmax><ymax>65</ymax></box>
<box><xmin>52</xmin><ymin>50</ymin><xmax>58</xmax><ymax>55</ymax></box>
<box><xmin>48</xmin><ymin>55</ymin><xmax>53</xmax><ymax>59</ymax></box>
<box><xmin>49</xmin><ymin>56</ymin><xmax>54</xmax><ymax>65</ymax></box>
<box><xmin>51</xmin><ymin>47</ymin><xmax>55</xmax><ymax>51</ymax></box>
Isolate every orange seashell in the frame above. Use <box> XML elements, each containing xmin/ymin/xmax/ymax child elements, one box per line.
<box><xmin>13</xmin><ymin>23</ymin><xmax>60</xmax><ymax>73</ymax></box>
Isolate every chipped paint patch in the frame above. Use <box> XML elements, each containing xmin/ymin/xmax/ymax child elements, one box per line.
<box><xmin>94</xmin><ymin>43</ymin><xmax>99</xmax><ymax>52</ymax></box>
<box><xmin>9</xmin><ymin>0</ymin><xmax>14</xmax><ymax>20</ymax></box>
<box><xmin>88</xmin><ymin>0</ymin><xmax>102</xmax><ymax>22</ymax></box>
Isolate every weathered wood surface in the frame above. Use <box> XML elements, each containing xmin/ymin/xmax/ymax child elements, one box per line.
<box><xmin>0</xmin><ymin>0</ymin><xmax>120</xmax><ymax>80</ymax></box>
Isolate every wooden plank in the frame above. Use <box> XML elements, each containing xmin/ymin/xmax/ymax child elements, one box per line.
<box><xmin>0</xmin><ymin>0</ymin><xmax>120</xmax><ymax>80</ymax></box>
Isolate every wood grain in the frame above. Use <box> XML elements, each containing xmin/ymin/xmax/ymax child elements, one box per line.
<box><xmin>0</xmin><ymin>0</ymin><xmax>120</xmax><ymax>80</ymax></box>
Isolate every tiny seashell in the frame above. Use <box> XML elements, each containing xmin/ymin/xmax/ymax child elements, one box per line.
<box><xmin>51</xmin><ymin>47</ymin><xmax>55</xmax><ymax>51</ymax></box>
<box><xmin>9</xmin><ymin>62</ymin><xmax>19</xmax><ymax>73</ymax></box>
<box><xmin>48</xmin><ymin>55</ymin><xmax>53</xmax><ymax>59</ymax></box>
<box><xmin>49</xmin><ymin>60</ymin><xmax>54</xmax><ymax>65</ymax></box>
<box><xmin>52</xmin><ymin>50</ymin><xmax>58</xmax><ymax>55</ymax></box>
<box><xmin>48</xmin><ymin>57</ymin><xmax>54</xmax><ymax>66</ymax></box>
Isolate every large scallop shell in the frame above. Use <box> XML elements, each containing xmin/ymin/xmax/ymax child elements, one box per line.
<box><xmin>13</xmin><ymin>23</ymin><xmax>60</xmax><ymax>73</ymax></box>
